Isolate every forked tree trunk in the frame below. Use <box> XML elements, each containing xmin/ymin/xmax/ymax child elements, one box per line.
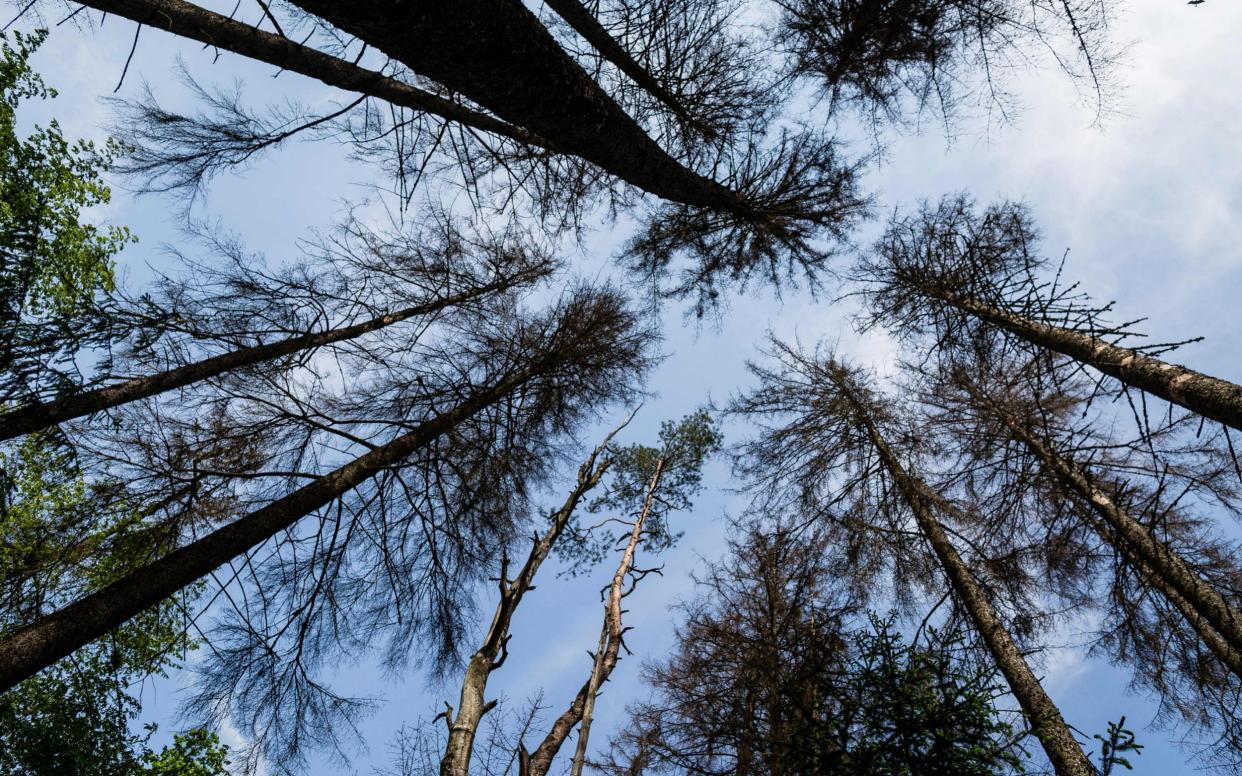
<box><xmin>542</xmin><ymin>0</ymin><xmax>701</xmax><ymax>129</ymax></box>
<box><xmin>68</xmin><ymin>0</ymin><xmax>553</xmax><ymax>150</ymax></box>
<box><xmin>287</xmin><ymin>0</ymin><xmax>748</xmax><ymax>211</ymax></box>
<box><xmin>523</xmin><ymin>457</ymin><xmax>666</xmax><ymax>776</ymax></box>
<box><xmin>439</xmin><ymin>427</ymin><xmax>621</xmax><ymax>776</ymax></box>
<box><xmin>843</xmin><ymin>394</ymin><xmax>1094</xmax><ymax>776</ymax></box>
<box><xmin>0</xmin><ymin>368</ymin><xmax>540</xmax><ymax>692</ymax></box>
<box><xmin>924</xmin><ymin>286</ymin><xmax>1242</xmax><ymax>432</ymax></box>
<box><xmin>971</xmin><ymin>386</ymin><xmax>1242</xmax><ymax>671</ymax></box>
<box><xmin>0</xmin><ymin>278</ymin><xmax>529</xmax><ymax>441</ymax></box>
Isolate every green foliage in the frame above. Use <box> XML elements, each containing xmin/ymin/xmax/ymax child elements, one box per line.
<box><xmin>1093</xmin><ymin>717</ymin><xmax>1143</xmax><ymax>775</ymax></box>
<box><xmin>0</xmin><ymin>28</ymin><xmax>133</xmax><ymax>404</ymax></box>
<box><xmin>142</xmin><ymin>729</ymin><xmax>232</xmax><ymax>776</ymax></box>
<box><xmin>790</xmin><ymin>614</ymin><xmax>1027</xmax><ymax>776</ymax></box>
<box><xmin>558</xmin><ymin>410</ymin><xmax>722</xmax><ymax>569</ymax></box>
<box><xmin>0</xmin><ymin>28</ymin><xmax>129</xmax><ymax>321</ymax></box>
<box><xmin>0</xmin><ymin>433</ymin><xmax>212</xmax><ymax>775</ymax></box>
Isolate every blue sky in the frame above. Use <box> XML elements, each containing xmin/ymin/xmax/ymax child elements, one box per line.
<box><xmin>18</xmin><ymin>2</ymin><xmax>1242</xmax><ymax>773</ymax></box>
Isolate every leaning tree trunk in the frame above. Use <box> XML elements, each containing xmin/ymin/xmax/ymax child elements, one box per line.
<box><xmin>0</xmin><ymin>277</ymin><xmax>526</xmax><ymax>441</ymax></box>
<box><xmin>66</xmin><ymin>0</ymin><xmax>553</xmax><ymax>150</ymax></box>
<box><xmin>523</xmin><ymin>457</ymin><xmax>666</xmax><ymax>776</ymax></box>
<box><xmin>286</xmin><ymin>0</ymin><xmax>749</xmax><ymax>212</ymax></box>
<box><xmin>923</xmin><ymin>285</ymin><xmax>1242</xmax><ymax>433</ymax></box>
<box><xmin>1108</xmin><ymin>523</ymin><xmax>1242</xmax><ymax>679</ymax></box>
<box><xmin>439</xmin><ymin>432</ymin><xmax>618</xmax><ymax>776</ymax></box>
<box><xmin>0</xmin><ymin>367</ymin><xmax>540</xmax><ymax>692</ymax></box>
<box><xmin>848</xmin><ymin>403</ymin><xmax>1095</xmax><ymax>776</ymax></box>
<box><xmin>542</xmin><ymin>0</ymin><xmax>701</xmax><ymax>128</ymax></box>
<box><xmin>973</xmin><ymin>388</ymin><xmax>1242</xmax><ymax>671</ymax></box>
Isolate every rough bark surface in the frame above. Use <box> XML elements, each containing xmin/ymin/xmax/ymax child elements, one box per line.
<box><xmin>524</xmin><ymin>458</ymin><xmax>665</xmax><ymax>776</ymax></box>
<box><xmin>542</xmin><ymin>0</ymin><xmax>700</xmax><ymax>127</ymax></box>
<box><xmin>287</xmin><ymin>0</ymin><xmax>744</xmax><ymax>210</ymax></box>
<box><xmin>843</xmin><ymin>393</ymin><xmax>1094</xmax><ymax>776</ymax></box>
<box><xmin>525</xmin><ymin>679</ymin><xmax>594</xmax><ymax>776</ymax></box>
<box><xmin>0</xmin><ymin>371</ymin><xmax>533</xmax><ymax>692</ymax></box>
<box><xmin>0</xmin><ymin>281</ymin><xmax>519</xmax><ymax>441</ymax></box>
<box><xmin>439</xmin><ymin>440</ymin><xmax>615</xmax><ymax>776</ymax></box>
<box><xmin>932</xmin><ymin>287</ymin><xmax>1242</xmax><ymax>432</ymax></box>
<box><xmin>70</xmin><ymin>0</ymin><xmax>553</xmax><ymax>150</ymax></box>
<box><xmin>1117</xmin><ymin>527</ymin><xmax>1242</xmax><ymax>679</ymax></box>
<box><xmin>988</xmin><ymin>404</ymin><xmax>1242</xmax><ymax>669</ymax></box>
<box><xmin>570</xmin><ymin>458</ymin><xmax>665</xmax><ymax>776</ymax></box>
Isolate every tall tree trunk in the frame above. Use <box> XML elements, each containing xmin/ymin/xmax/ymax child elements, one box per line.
<box><xmin>968</xmin><ymin>382</ymin><xmax>1242</xmax><ymax>672</ymax></box>
<box><xmin>524</xmin><ymin>457</ymin><xmax>666</xmax><ymax>776</ymax></box>
<box><xmin>67</xmin><ymin>0</ymin><xmax>554</xmax><ymax>151</ymax></box>
<box><xmin>0</xmin><ymin>367</ymin><xmax>539</xmax><ymax>692</ymax></box>
<box><xmin>0</xmin><ymin>278</ymin><xmax>528</xmax><ymax>441</ymax></box>
<box><xmin>286</xmin><ymin>0</ymin><xmax>748</xmax><ymax>212</ymax></box>
<box><xmin>842</xmin><ymin>393</ymin><xmax>1094</xmax><ymax>776</ymax></box>
<box><xmin>922</xmin><ymin>285</ymin><xmax>1242</xmax><ymax>432</ymax></box>
<box><xmin>569</xmin><ymin>457</ymin><xmax>666</xmax><ymax>776</ymax></box>
<box><xmin>541</xmin><ymin>0</ymin><xmax>701</xmax><ymax>129</ymax></box>
<box><xmin>1116</xmin><ymin>528</ymin><xmax>1242</xmax><ymax>679</ymax></box>
<box><xmin>439</xmin><ymin>427</ymin><xmax>621</xmax><ymax>776</ymax></box>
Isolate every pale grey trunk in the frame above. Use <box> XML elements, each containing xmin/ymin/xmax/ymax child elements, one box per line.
<box><xmin>841</xmin><ymin>390</ymin><xmax>1094</xmax><ymax>776</ymax></box>
<box><xmin>983</xmin><ymin>398</ymin><xmax>1242</xmax><ymax>674</ymax></box>
<box><xmin>524</xmin><ymin>457</ymin><xmax>665</xmax><ymax>776</ymax></box>
<box><xmin>569</xmin><ymin>457</ymin><xmax>666</xmax><ymax>776</ymax></box>
<box><xmin>439</xmin><ymin>427</ymin><xmax>622</xmax><ymax>776</ymax></box>
<box><xmin>929</xmin><ymin>287</ymin><xmax>1242</xmax><ymax>432</ymax></box>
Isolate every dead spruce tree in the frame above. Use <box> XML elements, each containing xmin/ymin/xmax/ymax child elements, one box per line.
<box><xmin>26</xmin><ymin>0</ymin><xmax>1126</xmax><ymax>307</ymax></box>
<box><xmin>436</xmin><ymin>417</ymin><xmax>631</xmax><ymax>776</ymax></box>
<box><xmin>0</xmin><ymin>284</ymin><xmax>653</xmax><ymax>769</ymax></box>
<box><xmin>774</xmin><ymin>0</ymin><xmax>1116</xmax><ymax>129</ymax></box>
<box><xmin>41</xmin><ymin>0</ymin><xmax>865</xmax><ymax>309</ymax></box>
<box><xmin>855</xmin><ymin>194</ymin><xmax>1242</xmax><ymax>434</ymax></box>
<box><xmin>730</xmin><ymin>340</ymin><xmax>1095</xmax><ymax>776</ymax></box>
<box><xmin>0</xmin><ymin>214</ymin><xmax>556</xmax><ymax>442</ymax></box>
<box><xmin>518</xmin><ymin>411</ymin><xmax>721</xmax><ymax>776</ymax></box>
<box><xmin>917</xmin><ymin>353</ymin><xmax>1242</xmax><ymax>763</ymax></box>
<box><xmin>598</xmin><ymin>522</ymin><xmax>1030</xmax><ymax>776</ymax></box>
<box><xmin>540</xmin><ymin>0</ymin><xmax>706</xmax><ymax>133</ymax></box>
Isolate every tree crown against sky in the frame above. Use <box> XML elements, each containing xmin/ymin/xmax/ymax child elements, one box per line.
<box><xmin>1</xmin><ymin>1</ymin><xmax>1238</xmax><ymax>774</ymax></box>
<box><xmin>47</xmin><ymin>0</ymin><xmax>1118</xmax><ymax>314</ymax></box>
<box><xmin>0</xmin><ymin>431</ymin><xmax>232</xmax><ymax>774</ymax></box>
<box><xmin>600</xmin><ymin>524</ymin><xmax>1031</xmax><ymax>776</ymax></box>
<box><xmin>0</xmin><ymin>29</ymin><xmax>133</xmax><ymax>408</ymax></box>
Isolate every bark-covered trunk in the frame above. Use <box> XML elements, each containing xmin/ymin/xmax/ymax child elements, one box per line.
<box><xmin>569</xmin><ymin>458</ymin><xmax>666</xmax><ymax>776</ymax></box>
<box><xmin>981</xmin><ymin>398</ymin><xmax>1242</xmax><ymax>671</ymax></box>
<box><xmin>849</xmin><ymin>405</ymin><xmax>1094</xmax><ymax>776</ymax></box>
<box><xmin>440</xmin><ymin>440</ymin><xmax>615</xmax><ymax>776</ymax></box>
<box><xmin>525</xmin><ymin>458</ymin><xmax>665</xmax><ymax>776</ymax></box>
<box><xmin>542</xmin><ymin>0</ymin><xmax>699</xmax><ymax>128</ymax></box>
<box><xmin>287</xmin><ymin>0</ymin><xmax>746</xmax><ymax>211</ymax></box>
<box><xmin>0</xmin><ymin>280</ymin><xmax>522</xmax><ymax>442</ymax></box>
<box><xmin>71</xmin><ymin>0</ymin><xmax>551</xmax><ymax>149</ymax></box>
<box><xmin>925</xmin><ymin>286</ymin><xmax>1242</xmax><ymax>433</ymax></box>
<box><xmin>0</xmin><ymin>368</ymin><xmax>537</xmax><ymax>692</ymax></box>
<box><xmin>1116</xmin><ymin>528</ymin><xmax>1242</xmax><ymax>679</ymax></box>
<box><xmin>524</xmin><ymin>676</ymin><xmax>595</xmax><ymax>776</ymax></box>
